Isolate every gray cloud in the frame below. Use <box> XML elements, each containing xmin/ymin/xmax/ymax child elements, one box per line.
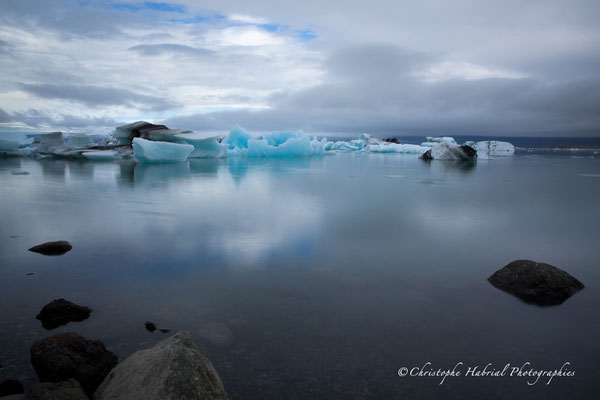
<box><xmin>0</xmin><ymin>108</ymin><xmax>119</xmax><ymax>129</ymax></box>
<box><xmin>128</xmin><ymin>43</ymin><xmax>214</xmax><ymax>57</ymax></box>
<box><xmin>20</xmin><ymin>83</ymin><xmax>179</xmax><ymax>111</ymax></box>
<box><xmin>1</xmin><ymin>0</ymin><xmax>599</xmax><ymax>136</ymax></box>
<box><xmin>165</xmin><ymin>43</ymin><xmax>600</xmax><ymax>136</ymax></box>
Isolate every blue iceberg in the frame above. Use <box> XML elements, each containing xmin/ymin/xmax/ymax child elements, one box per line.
<box><xmin>132</xmin><ymin>138</ymin><xmax>194</xmax><ymax>163</ymax></box>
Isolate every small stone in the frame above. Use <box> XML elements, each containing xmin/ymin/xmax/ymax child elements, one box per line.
<box><xmin>144</xmin><ymin>321</ymin><xmax>157</xmax><ymax>332</ymax></box>
<box><xmin>28</xmin><ymin>241</ymin><xmax>72</xmax><ymax>256</ymax></box>
<box><xmin>488</xmin><ymin>259</ymin><xmax>585</xmax><ymax>306</ymax></box>
<box><xmin>159</xmin><ymin>328</ymin><xmax>171</xmax><ymax>333</ymax></box>
<box><xmin>26</xmin><ymin>272</ymin><xmax>35</xmax><ymax>276</ymax></box>
<box><xmin>36</xmin><ymin>299</ymin><xmax>92</xmax><ymax>330</ymax></box>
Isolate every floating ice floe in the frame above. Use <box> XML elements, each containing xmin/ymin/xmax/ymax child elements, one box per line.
<box><xmin>473</xmin><ymin>141</ymin><xmax>515</xmax><ymax>156</ymax></box>
<box><xmin>132</xmin><ymin>137</ymin><xmax>194</xmax><ymax>163</ymax></box>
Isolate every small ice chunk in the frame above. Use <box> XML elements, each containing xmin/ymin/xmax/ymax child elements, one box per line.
<box><xmin>473</xmin><ymin>141</ymin><xmax>515</xmax><ymax>156</ymax></box>
<box><xmin>82</xmin><ymin>150</ymin><xmax>119</xmax><ymax>161</ymax></box>
<box><xmin>132</xmin><ymin>138</ymin><xmax>194</xmax><ymax>163</ymax></box>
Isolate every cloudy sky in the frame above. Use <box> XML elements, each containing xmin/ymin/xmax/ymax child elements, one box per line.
<box><xmin>1</xmin><ymin>0</ymin><xmax>599</xmax><ymax>136</ymax></box>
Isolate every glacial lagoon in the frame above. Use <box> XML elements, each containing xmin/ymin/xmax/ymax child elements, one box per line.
<box><xmin>1</xmin><ymin>152</ymin><xmax>599</xmax><ymax>399</ymax></box>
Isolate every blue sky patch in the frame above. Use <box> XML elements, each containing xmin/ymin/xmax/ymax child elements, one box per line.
<box><xmin>111</xmin><ymin>2</ymin><xmax>186</xmax><ymax>14</ymax></box>
<box><xmin>297</xmin><ymin>29</ymin><xmax>318</xmax><ymax>41</ymax></box>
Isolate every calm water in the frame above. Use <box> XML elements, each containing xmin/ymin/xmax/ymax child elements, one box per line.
<box><xmin>1</xmin><ymin>153</ymin><xmax>599</xmax><ymax>399</ymax></box>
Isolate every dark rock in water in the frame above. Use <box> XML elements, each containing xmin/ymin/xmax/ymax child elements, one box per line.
<box><xmin>93</xmin><ymin>331</ymin><xmax>228</xmax><ymax>400</ymax></box>
<box><xmin>488</xmin><ymin>260</ymin><xmax>585</xmax><ymax>306</ymax></box>
<box><xmin>459</xmin><ymin>145</ymin><xmax>477</xmax><ymax>159</ymax></box>
<box><xmin>420</xmin><ymin>150</ymin><xmax>433</xmax><ymax>160</ymax></box>
<box><xmin>30</xmin><ymin>332</ymin><xmax>118</xmax><ymax>396</ymax></box>
<box><xmin>383</xmin><ymin>137</ymin><xmax>399</xmax><ymax>144</ymax></box>
<box><xmin>28</xmin><ymin>241</ymin><xmax>72</xmax><ymax>256</ymax></box>
<box><xmin>144</xmin><ymin>321</ymin><xmax>157</xmax><ymax>332</ymax></box>
<box><xmin>159</xmin><ymin>328</ymin><xmax>171</xmax><ymax>333</ymax></box>
<box><xmin>0</xmin><ymin>379</ymin><xmax>24</xmax><ymax>396</ymax></box>
<box><xmin>11</xmin><ymin>171</ymin><xmax>30</xmax><ymax>175</ymax></box>
<box><xmin>26</xmin><ymin>379</ymin><xmax>87</xmax><ymax>400</ymax></box>
<box><xmin>130</xmin><ymin>123</ymin><xmax>169</xmax><ymax>141</ymax></box>
<box><xmin>36</xmin><ymin>299</ymin><xmax>92</xmax><ymax>330</ymax></box>
<box><xmin>26</xmin><ymin>272</ymin><xmax>35</xmax><ymax>276</ymax></box>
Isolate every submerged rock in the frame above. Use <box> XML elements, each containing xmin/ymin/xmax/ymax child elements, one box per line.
<box><xmin>93</xmin><ymin>331</ymin><xmax>228</xmax><ymax>400</ymax></box>
<box><xmin>28</xmin><ymin>241</ymin><xmax>72</xmax><ymax>256</ymax></box>
<box><xmin>488</xmin><ymin>260</ymin><xmax>585</xmax><ymax>306</ymax></box>
<box><xmin>0</xmin><ymin>379</ymin><xmax>24</xmax><ymax>396</ymax></box>
<box><xmin>198</xmin><ymin>322</ymin><xmax>234</xmax><ymax>347</ymax></box>
<box><xmin>25</xmin><ymin>379</ymin><xmax>87</xmax><ymax>400</ymax></box>
<box><xmin>36</xmin><ymin>299</ymin><xmax>92</xmax><ymax>330</ymax></box>
<box><xmin>30</xmin><ymin>333</ymin><xmax>117</xmax><ymax>396</ymax></box>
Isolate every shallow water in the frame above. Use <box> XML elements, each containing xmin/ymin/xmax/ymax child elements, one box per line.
<box><xmin>1</xmin><ymin>153</ymin><xmax>599</xmax><ymax>399</ymax></box>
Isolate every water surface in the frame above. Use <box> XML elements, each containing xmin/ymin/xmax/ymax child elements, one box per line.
<box><xmin>1</xmin><ymin>153</ymin><xmax>599</xmax><ymax>399</ymax></box>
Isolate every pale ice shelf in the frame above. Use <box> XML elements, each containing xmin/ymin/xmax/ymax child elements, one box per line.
<box><xmin>1</xmin><ymin>122</ymin><xmax>516</xmax><ymax>163</ymax></box>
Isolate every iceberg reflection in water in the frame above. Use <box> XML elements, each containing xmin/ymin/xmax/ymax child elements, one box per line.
<box><xmin>0</xmin><ymin>153</ymin><xmax>599</xmax><ymax>399</ymax></box>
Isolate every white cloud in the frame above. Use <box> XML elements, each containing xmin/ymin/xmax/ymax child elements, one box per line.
<box><xmin>228</xmin><ymin>13</ymin><xmax>268</xmax><ymax>24</ymax></box>
<box><xmin>416</xmin><ymin>61</ymin><xmax>528</xmax><ymax>83</ymax></box>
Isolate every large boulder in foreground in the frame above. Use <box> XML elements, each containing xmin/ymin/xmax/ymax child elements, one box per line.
<box><xmin>36</xmin><ymin>299</ymin><xmax>92</xmax><ymax>330</ymax></box>
<box><xmin>488</xmin><ymin>260</ymin><xmax>585</xmax><ymax>306</ymax></box>
<box><xmin>28</xmin><ymin>241</ymin><xmax>72</xmax><ymax>256</ymax></box>
<box><xmin>30</xmin><ymin>333</ymin><xmax>117</xmax><ymax>396</ymax></box>
<box><xmin>25</xmin><ymin>379</ymin><xmax>87</xmax><ymax>400</ymax></box>
<box><xmin>93</xmin><ymin>331</ymin><xmax>228</xmax><ymax>400</ymax></box>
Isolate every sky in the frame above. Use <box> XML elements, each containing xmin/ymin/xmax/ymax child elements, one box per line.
<box><xmin>0</xmin><ymin>0</ymin><xmax>599</xmax><ymax>137</ymax></box>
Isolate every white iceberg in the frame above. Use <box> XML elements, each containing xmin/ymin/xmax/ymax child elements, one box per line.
<box><xmin>421</xmin><ymin>136</ymin><xmax>457</xmax><ymax>147</ymax></box>
<box><xmin>132</xmin><ymin>138</ymin><xmax>194</xmax><ymax>163</ymax></box>
<box><xmin>368</xmin><ymin>143</ymin><xmax>429</xmax><ymax>154</ymax></box>
<box><xmin>35</xmin><ymin>132</ymin><xmax>66</xmax><ymax>153</ymax></box>
<box><xmin>473</xmin><ymin>141</ymin><xmax>515</xmax><ymax>156</ymax></box>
